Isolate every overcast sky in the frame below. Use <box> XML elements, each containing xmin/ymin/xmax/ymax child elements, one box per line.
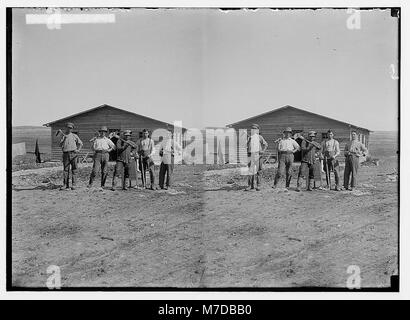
<box><xmin>12</xmin><ymin>8</ymin><xmax>399</xmax><ymax>130</ymax></box>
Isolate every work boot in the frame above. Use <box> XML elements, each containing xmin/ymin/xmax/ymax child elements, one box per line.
<box><xmin>71</xmin><ymin>171</ymin><xmax>77</xmax><ymax>190</ymax></box>
<box><xmin>60</xmin><ymin>171</ymin><xmax>69</xmax><ymax>190</ymax></box>
<box><xmin>123</xmin><ymin>178</ymin><xmax>129</xmax><ymax>190</ymax></box>
<box><xmin>111</xmin><ymin>176</ymin><xmax>118</xmax><ymax>191</ymax></box>
<box><xmin>101</xmin><ymin>173</ymin><xmax>108</xmax><ymax>188</ymax></box>
<box><xmin>88</xmin><ymin>175</ymin><xmax>95</xmax><ymax>189</ymax></box>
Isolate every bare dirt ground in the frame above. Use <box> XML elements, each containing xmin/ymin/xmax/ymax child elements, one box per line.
<box><xmin>11</xmin><ymin>132</ymin><xmax>398</xmax><ymax>288</ymax></box>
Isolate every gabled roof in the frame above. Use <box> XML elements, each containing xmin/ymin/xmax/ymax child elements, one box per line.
<box><xmin>43</xmin><ymin>104</ymin><xmax>175</xmax><ymax>127</ymax></box>
<box><xmin>227</xmin><ymin>105</ymin><xmax>371</xmax><ymax>132</ymax></box>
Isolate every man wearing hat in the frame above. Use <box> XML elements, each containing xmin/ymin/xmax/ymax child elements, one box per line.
<box><xmin>59</xmin><ymin>122</ymin><xmax>83</xmax><ymax>190</ymax></box>
<box><xmin>158</xmin><ymin>128</ymin><xmax>182</xmax><ymax>190</ymax></box>
<box><xmin>321</xmin><ymin>130</ymin><xmax>341</xmax><ymax>190</ymax></box>
<box><xmin>137</xmin><ymin>129</ymin><xmax>156</xmax><ymax>190</ymax></box>
<box><xmin>87</xmin><ymin>126</ymin><xmax>115</xmax><ymax>190</ymax></box>
<box><xmin>343</xmin><ymin>130</ymin><xmax>368</xmax><ymax>191</ymax></box>
<box><xmin>111</xmin><ymin>130</ymin><xmax>137</xmax><ymax>191</ymax></box>
<box><xmin>296</xmin><ymin>131</ymin><xmax>323</xmax><ymax>191</ymax></box>
<box><xmin>273</xmin><ymin>127</ymin><xmax>300</xmax><ymax>189</ymax></box>
<box><xmin>245</xmin><ymin>124</ymin><xmax>268</xmax><ymax>191</ymax></box>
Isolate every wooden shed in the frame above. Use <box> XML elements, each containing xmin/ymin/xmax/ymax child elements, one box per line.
<box><xmin>227</xmin><ymin>105</ymin><xmax>371</xmax><ymax>163</ymax></box>
<box><xmin>43</xmin><ymin>104</ymin><xmax>180</xmax><ymax>162</ymax></box>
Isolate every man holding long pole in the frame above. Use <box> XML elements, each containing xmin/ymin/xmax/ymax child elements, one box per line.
<box><xmin>343</xmin><ymin>130</ymin><xmax>368</xmax><ymax>191</ymax></box>
<box><xmin>295</xmin><ymin>131</ymin><xmax>322</xmax><ymax>191</ymax></box>
<box><xmin>111</xmin><ymin>130</ymin><xmax>137</xmax><ymax>191</ymax></box>
<box><xmin>138</xmin><ymin>129</ymin><xmax>156</xmax><ymax>190</ymax></box>
<box><xmin>321</xmin><ymin>129</ymin><xmax>341</xmax><ymax>191</ymax></box>
<box><xmin>58</xmin><ymin>122</ymin><xmax>83</xmax><ymax>190</ymax></box>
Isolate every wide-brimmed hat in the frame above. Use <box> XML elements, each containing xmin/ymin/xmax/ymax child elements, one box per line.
<box><xmin>66</xmin><ymin>122</ymin><xmax>74</xmax><ymax>129</ymax></box>
<box><xmin>283</xmin><ymin>127</ymin><xmax>292</xmax><ymax>133</ymax></box>
<box><xmin>308</xmin><ymin>130</ymin><xmax>317</xmax><ymax>137</ymax></box>
<box><xmin>99</xmin><ymin>126</ymin><xmax>108</xmax><ymax>132</ymax></box>
<box><xmin>123</xmin><ymin>130</ymin><xmax>132</xmax><ymax>136</ymax></box>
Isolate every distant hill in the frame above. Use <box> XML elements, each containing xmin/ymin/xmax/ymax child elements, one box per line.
<box><xmin>12</xmin><ymin>126</ymin><xmax>51</xmax><ymax>154</ymax></box>
<box><xmin>369</xmin><ymin>131</ymin><xmax>398</xmax><ymax>159</ymax></box>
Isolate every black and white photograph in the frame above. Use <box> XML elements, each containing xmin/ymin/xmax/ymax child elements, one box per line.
<box><xmin>6</xmin><ymin>3</ymin><xmax>402</xmax><ymax>294</ymax></box>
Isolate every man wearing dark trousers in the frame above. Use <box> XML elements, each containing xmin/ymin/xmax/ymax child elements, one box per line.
<box><xmin>111</xmin><ymin>130</ymin><xmax>137</xmax><ymax>191</ymax></box>
<box><xmin>138</xmin><ymin>129</ymin><xmax>156</xmax><ymax>190</ymax></box>
<box><xmin>296</xmin><ymin>131</ymin><xmax>322</xmax><ymax>191</ymax></box>
<box><xmin>158</xmin><ymin>129</ymin><xmax>181</xmax><ymax>190</ymax></box>
<box><xmin>245</xmin><ymin>124</ymin><xmax>268</xmax><ymax>191</ymax></box>
<box><xmin>321</xmin><ymin>129</ymin><xmax>341</xmax><ymax>190</ymax></box>
<box><xmin>88</xmin><ymin>126</ymin><xmax>115</xmax><ymax>191</ymax></box>
<box><xmin>59</xmin><ymin>122</ymin><xmax>83</xmax><ymax>190</ymax></box>
<box><xmin>343</xmin><ymin>131</ymin><xmax>368</xmax><ymax>191</ymax></box>
<box><xmin>273</xmin><ymin>127</ymin><xmax>300</xmax><ymax>190</ymax></box>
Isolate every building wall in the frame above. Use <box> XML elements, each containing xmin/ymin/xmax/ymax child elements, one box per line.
<box><xmin>229</xmin><ymin>107</ymin><xmax>370</xmax><ymax>163</ymax></box>
<box><xmin>49</xmin><ymin>106</ymin><xmax>175</xmax><ymax>161</ymax></box>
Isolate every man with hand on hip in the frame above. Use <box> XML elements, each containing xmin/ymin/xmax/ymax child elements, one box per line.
<box><xmin>87</xmin><ymin>126</ymin><xmax>115</xmax><ymax>191</ymax></box>
<box><xmin>273</xmin><ymin>127</ymin><xmax>300</xmax><ymax>190</ymax></box>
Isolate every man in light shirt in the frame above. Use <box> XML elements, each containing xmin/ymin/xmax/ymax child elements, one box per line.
<box><xmin>245</xmin><ymin>124</ymin><xmax>268</xmax><ymax>191</ymax></box>
<box><xmin>138</xmin><ymin>129</ymin><xmax>156</xmax><ymax>190</ymax></box>
<box><xmin>59</xmin><ymin>122</ymin><xmax>83</xmax><ymax>190</ymax></box>
<box><xmin>158</xmin><ymin>129</ymin><xmax>182</xmax><ymax>190</ymax></box>
<box><xmin>87</xmin><ymin>126</ymin><xmax>116</xmax><ymax>190</ymax></box>
<box><xmin>273</xmin><ymin>127</ymin><xmax>300</xmax><ymax>189</ymax></box>
<box><xmin>343</xmin><ymin>130</ymin><xmax>368</xmax><ymax>191</ymax></box>
<box><xmin>321</xmin><ymin>129</ymin><xmax>341</xmax><ymax>190</ymax></box>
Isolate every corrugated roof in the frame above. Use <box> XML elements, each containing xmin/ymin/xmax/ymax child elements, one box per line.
<box><xmin>227</xmin><ymin>105</ymin><xmax>371</xmax><ymax>132</ymax></box>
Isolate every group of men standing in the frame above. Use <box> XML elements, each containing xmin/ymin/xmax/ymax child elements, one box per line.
<box><xmin>58</xmin><ymin>122</ymin><xmax>179</xmax><ymax>191</ymax></box>
<box><xmin>58</xmin><ymin>121</ymin><xmax>368</xmax><ymax>192</ymax></box>
<box><xmin>246</xmin><ymin>124</ymin><xmax>368</xmax><ymax>192</ymax></box>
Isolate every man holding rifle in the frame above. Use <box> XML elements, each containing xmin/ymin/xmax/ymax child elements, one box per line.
<box><xmin>111</xmin><ymin>130</ymin><xmax>137</xmax><ymax>191</ymax></box>
<box><xmin>295</xmin><ymin>131</ymin><xmax>322</xmax><ymax>192</ymax></box>
<box><xmin>138</xmin><ymin>129</ymin><xmax>156</xmax><ymax>190</ymax></box>
<box><xmin>343</xmin><ymin>130</ymin><xmax>368</xmax><ymax>191</ymax></box>
<box><xmin>321</xmin><ymin>129</ymin><xmax>341</xmax><ymax>191</ymax></box>
<box><xmin>87</xmin><ymin>126</ymin><xmax>115</xmax><ymax>191</ymax></box>
<box><xmin>58</xmin><ymin>122</ymin><xmax>83</xmax><ymax>191</ymax></box>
